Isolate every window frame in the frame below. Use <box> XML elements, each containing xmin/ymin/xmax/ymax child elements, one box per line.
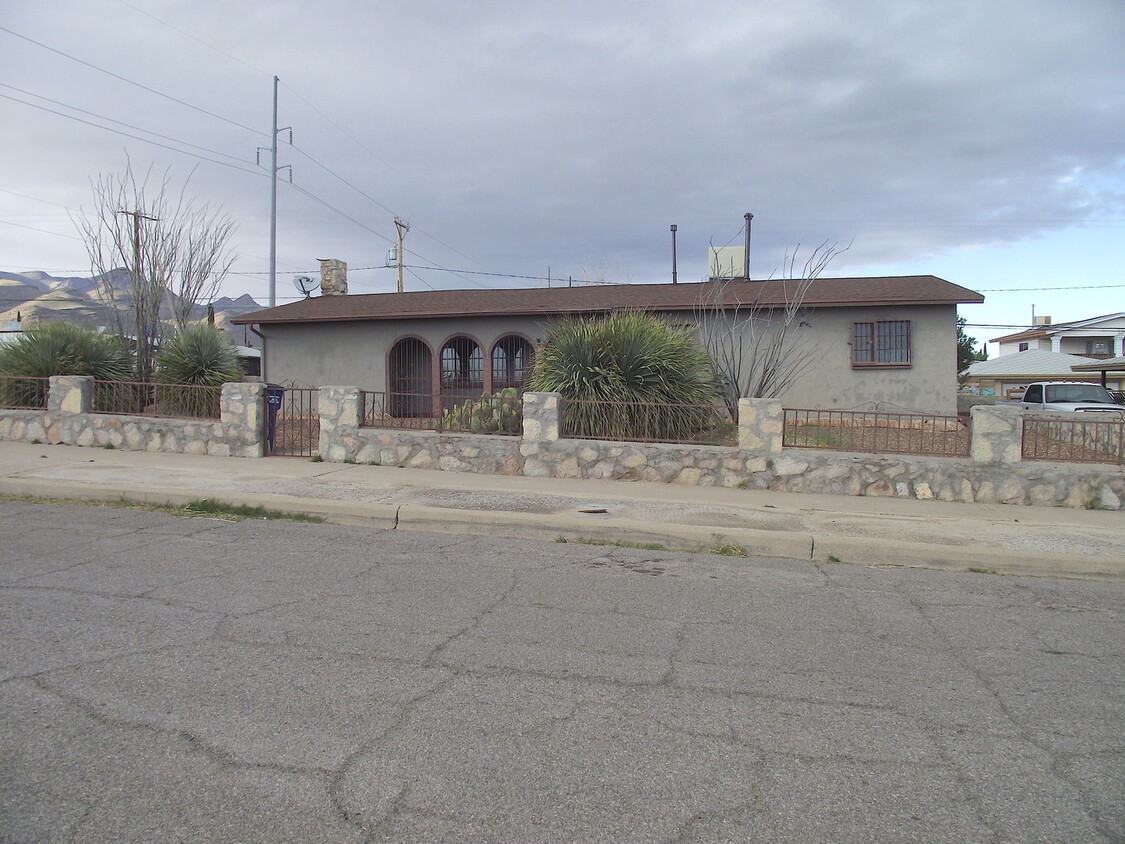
<box><xmin>851</xmin><ymin>320</ymin><xmax>912</xmax><ymax>368</ymax></box>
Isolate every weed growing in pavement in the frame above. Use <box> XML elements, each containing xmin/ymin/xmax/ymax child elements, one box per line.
<box><xmin>556</xmin><ymin>537</ymin><xmax>669</xmax><ymax>551</ymax></box>
<box><xmin>710</xmin><ymin>544</ymin><xmax>748</xmax><ymax>557</ymax></box>
<box><xmin>825</xmin><ymin>554</ymin><xmax>842</xmax><ymax>563</ymax></box>
<box><xmin>101</xmin><ymin>442</ymin><xmax>116</xmax><ymax>449</ymax></box>
<box><xmin>181</xmin><ymin>498</ymin><xmax>325</xmax><ymax>522</ymax></box>
<box><xmin>967</xmin><ymin>566</ymin><xmax>1000</xmax><ymax>575</ymax></box>
<box><xmin>0</xmin><ymin>494</ymin><xmax>324</xmax><ymax>523</ymax></box>
<box><xmin>309</xmin><ymin>455</ymin><xmax>323</xmax><ymax>462</ymax></box>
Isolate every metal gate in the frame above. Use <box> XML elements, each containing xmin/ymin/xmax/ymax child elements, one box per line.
<box><xmin>270</xmin><ymin>385</ymin><xmax>319</xmax><ymax>457</ymax></box>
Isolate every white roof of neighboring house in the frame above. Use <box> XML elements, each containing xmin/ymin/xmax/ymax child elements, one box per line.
<box><xmin>965</xmin><ymin>349</ymin><xmax>1096</xmax><ymax>377</ymax></box>
<box><xmin>1072</xmin><ymin>355</ymin><xmax>1125</xmax><ymax>372</ymax></box>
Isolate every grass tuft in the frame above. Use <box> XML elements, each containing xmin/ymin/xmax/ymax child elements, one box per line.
<box><xmin>180</xmin><ymin>498</ymin><xmax>324</xmax><ymax>522</ymax></box>
<box><xmin>710</xmin><ymin>543</ymin><xmax>748</xmax><ymax>557</ymax></box>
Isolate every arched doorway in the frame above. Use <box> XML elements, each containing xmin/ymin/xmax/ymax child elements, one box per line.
<box><xmin>388</xmin><ymin>337</ymin><xmax>433</xmax><ymax>417</ymax></box>
<box><xmin>491</xmin><ymin>335</ymin><xmax>534</xmax><ymax>390</ymax></box>
<box><xmin>439</xmin><ymin>336</ymin><xmax>483</xmax><ymax>410</ymax></box>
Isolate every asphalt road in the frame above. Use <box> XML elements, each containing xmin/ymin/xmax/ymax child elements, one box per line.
<box><xmin>2</xmin><ymin>500</ymin><xmax>1122</xmax><ymax>843</ymax></box>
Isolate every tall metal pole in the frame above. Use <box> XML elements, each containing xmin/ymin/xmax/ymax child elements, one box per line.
<box><xmin>269</xmin><ymin>75</ymin><xmax>279</xmax><ymax>309</ymax></box>
<box><xmin>670</xmin><ymin>224</ymin><xmax>678</xmax><ymax>284</ymax></box>
<box><xmin>743</xmin><ymin>212</ymin><xmax>753</xmax><ymax>280</ymax></box>
<box><xmin>394</xmin><ymin>217</ymin><xmax>410</xmax><ymax>293</ymax></box>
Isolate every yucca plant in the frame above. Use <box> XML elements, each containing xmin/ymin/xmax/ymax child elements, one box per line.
<box><xmin>0</xmin><ymin>323</ymin><xmax>133</xmax><ymax>409</ymax></box>
<box><xmin>527</xmin><ymin>310</ymin><xmax>725</xmax><ymax>442</ymax></box>
<box><xmin>153</xmin><ymin>323</ymin><xmax>241</xmax><ymax>418</ymax></box>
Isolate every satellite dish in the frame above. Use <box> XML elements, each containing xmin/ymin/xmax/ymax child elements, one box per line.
<box><xmin>293</xmin><ymin>275</ymin><xmax>317</xmax><ymax>298</ymax></box>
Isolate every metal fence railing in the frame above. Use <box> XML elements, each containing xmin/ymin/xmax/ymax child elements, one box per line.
<box><xmin>559</xmin><ymin>398</ymin><xmax>736</xmax><ymax>446</ymax></box>
<box><xmin>360</xmin><ymin>391</ymin><xmax>523</xmax><ymax>436</ymax></box>
<box><xmin>1022</xmin><ymin>415</ymin><xmax>1125</xmax><ymax>465</ymax></box>
<box><xmin>0</xmin><ymin>375</ymin><xmax>51</xmax><ymax>410</ymax></box>
<box><xmin>92</xmin><ymin>380</ymin><xmax>222</xmax><ymax>420</ymax></box>
<box><xmin>783</xmin><ymin>408</ymin><xmax>970</xmax><ymax>457</ymax></box>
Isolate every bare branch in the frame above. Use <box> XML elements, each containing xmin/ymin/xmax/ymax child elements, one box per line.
<box><xmin>71</xmin><ymin>158</ymin><xmax>238</xmax><ymax>380</ymax></box>
<box><xmin>695</xmin><ymin>240</ymin><xmax>848</xmax><ymax>410</ymax></box>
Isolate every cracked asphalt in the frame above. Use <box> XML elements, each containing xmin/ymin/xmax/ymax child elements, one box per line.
<box><xmin>2</xmin><ymin>500</ymin><xmax>1123</xmax><ymax>843</ymax></box>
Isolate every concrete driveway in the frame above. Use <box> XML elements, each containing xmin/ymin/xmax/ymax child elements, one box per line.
<box><xmin>2</xmin><ymin>500</ymin><xmax>1122</xmax><ymax>842</ymax></box>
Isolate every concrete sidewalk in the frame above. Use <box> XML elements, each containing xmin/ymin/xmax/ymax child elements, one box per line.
<box><xmin>0</xmin><ymin>440</ymin><xmax>1121</xmax><ymax>580</ymax></box>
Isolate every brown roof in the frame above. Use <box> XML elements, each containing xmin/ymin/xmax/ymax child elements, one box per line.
<box><xmin>231</xmin><ymin>275</ymin><xmax>983</xmax><ymax>325</ymax></box>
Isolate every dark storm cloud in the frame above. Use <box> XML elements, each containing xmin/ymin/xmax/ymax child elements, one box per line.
<box><xmin>0</xmin><ymin>0</ymin><xmax>1121</xmax><ymax>294</ymax></box>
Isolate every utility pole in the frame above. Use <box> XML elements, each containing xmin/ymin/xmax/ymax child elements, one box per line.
<box><xmin>743</xmin><ymin>212</ymin><xmax>753</xmax><ymax>280</ymax></box>
<box><xmin>670</xmin><ymin>224</ymin><xmax>678</xmax><ymax>284</ymax></box>
<box><xmin>117</xmin><ymin>209</ymin><xmax>157</xmax><ymax>380</ymax></box>
<box><xmin>394</xmin><ymin>217</ymin><xmax>410</xmax><ymax>293</ymax></box>
<box><xmin>258</xmin><ymin>76</ymin><xmax>291</xmax><ymax>309</ymax></box>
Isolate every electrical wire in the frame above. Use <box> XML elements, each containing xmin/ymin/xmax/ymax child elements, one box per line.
<box><xmin>0</xmin><ymin>220</ymin><xmax>83</xmax><ymax>241</ymax></box>
<box><xmin>0</xmin><ymin>25</ymin><xmax>268</xmax><ymax>139</ymax></box>
<box><xmin>1</xmin><ymin>83</ymin><xmax>256</xmax><ymax>169</ymax></box>
<box><xmin>0</xmin><ymin>92</ymin><xmax>268</xmax><ymax>179</ymax></box>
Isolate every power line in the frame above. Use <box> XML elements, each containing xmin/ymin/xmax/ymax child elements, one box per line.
<box><xmin>111</xmin><ymin>0</ymin><xmax>274</xmax><ymax>79</ymax></box>
<box><xmin>0</xmin><ymin>24</ymin><xmax>268</xmax><ymax>139</ymax></box>
<box><xmin>0</xmin><ymin>92</ymin><xmax>267</xmax><ymax>179</ymax></box>
<box><xmin>973</xmin><ymin>283</ymin><xmax>1125</xmax><ymax>292</ymax></box>
<box><xmin>0</xmin><ymin>220</ymin><xmax>83</xmax><ymax>241</ymax></box>
<box><xmin>1</xmin><ymin>83</ymin><xmax>255</xmax><ymax>169</ymax></box>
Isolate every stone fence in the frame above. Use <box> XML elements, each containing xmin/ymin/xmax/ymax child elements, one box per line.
<box><xmin>318</xmin><ymin>391</ymin><xmax>1123</xmax><ymax>511</ymax></box>
<box><xmin>1</xmin><ymin>380</ymin><xmax>1121</xmax><ymax>509</ymax></box>
<box><xmin>0</xmin><ymin>376</ymin><xmax>265</xmax><ymax>457</ymax></box>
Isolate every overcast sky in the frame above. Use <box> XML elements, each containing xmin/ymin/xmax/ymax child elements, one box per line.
<box><xmin>1</xmin><ymin>0</ymin><xmax>1122</xmax><ymax>352</ymax></box>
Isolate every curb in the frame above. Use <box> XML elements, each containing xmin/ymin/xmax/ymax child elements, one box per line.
<box><xmin>4</xmin><ymin>476</ymin><xmax>1123</xmax><ymax>581</ymax></box>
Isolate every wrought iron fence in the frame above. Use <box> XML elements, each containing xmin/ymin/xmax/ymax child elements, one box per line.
<box><xmin>783</xmin><ymin>407</ymin><xmax>970</xmax><ymax>456</ymax></box>
<box><xmin>271</xmin><ymin>386</ymin><xmax>319</xmax><ymax>457</ymax></box>
<box><xmin>1022</xmin><ymin>415</ymin><xmax>1125</xmax><ymax>465</ymax></box>
<box><xmin>559</xmin><ymin>398</ymin><xmax>736</xmax><ymax>446</ymax></box>
<box><xmin>92</xmin><ymin>380</ymin><xmax>222</xmax><ymax>420</ymax></box>
<box><xmin>0</xmin><ymin>375</ymin><xmax>50</xmax><ymax>410</ymax></box>
<box><xmin>360</xmin><ymin>391</ymin><xmax>523</xmax><ymax>435</ymax></box>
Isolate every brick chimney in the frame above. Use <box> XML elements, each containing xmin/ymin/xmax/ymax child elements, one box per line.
<box><xmin>318</xmin><ymin>258</ymin><xmax>348</xmax><ymax>295</ymax></box>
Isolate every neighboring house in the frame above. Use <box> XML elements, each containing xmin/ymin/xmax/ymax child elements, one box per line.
<box><xmin>991</xmin><ymin>312</ymin><xmax>1125</xmax><ymax>358</ymax></box>
<box><xmin>962</xmin><ymin>349</ymin><xmax>1125</xmax><ymax>398</ymax></box>
<box><xmin>233</xmin><ymin>274</ymin><xmax>983</xmax><ymax>416</ymax></box>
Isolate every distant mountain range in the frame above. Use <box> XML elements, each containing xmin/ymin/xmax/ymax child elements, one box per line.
<box><xmin>0</xmin><ymin>269</ymin><xmax>263</xmax><ymax>340</ymax></box>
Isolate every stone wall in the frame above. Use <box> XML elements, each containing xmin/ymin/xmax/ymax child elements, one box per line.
<box><xmin>315</xmin><ymin>389</ymin><xmax>1124</xmax><ymax>510</ymax></box>
<box><xmin>0</xmin><ymin>377</ymin><xmax>266</xmax><ymax>457</ymax></box>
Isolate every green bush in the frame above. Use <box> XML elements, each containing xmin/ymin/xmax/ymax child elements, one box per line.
<box><xmin>154</xmin><ymin>323</ymin><xmax>242</xmax><ymax>386</ymax></box>
<box><xmin>152</xmin><ymin>324</ymin><xmax>241</xmax><ymax>418</ymax></box>
<box><xmin>0</xmin><ymin>323</ymin><xmax>133</xmax><ymax>380</ymax></box>
<box><xmin>527</xmin><ymin>310</ymin><xmax>724</xmax><ymax>442</ymax></box>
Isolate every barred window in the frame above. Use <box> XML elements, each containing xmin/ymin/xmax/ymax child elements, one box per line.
<box><xmin>852</xmin><ymin>320</ymin><xmax>911</xmax><ymax>367</ymax></box>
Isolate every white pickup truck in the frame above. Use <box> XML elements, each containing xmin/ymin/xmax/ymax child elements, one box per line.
<box><xmin>1019</xmin><ymin>382</ymin><xmax>1122</xmax><ymax>413</ymax></box>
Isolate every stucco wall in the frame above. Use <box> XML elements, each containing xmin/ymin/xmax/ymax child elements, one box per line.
<box><xmin>261</xmin><ymin>303</ymin><xmax>959</xmax><ymax>414</ymax></box>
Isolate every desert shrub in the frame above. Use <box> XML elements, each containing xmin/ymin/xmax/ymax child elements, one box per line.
<box><xmin>527</xmin><ymin>310</ymin><xmax>724</xmax><ymax>441</ymax></box>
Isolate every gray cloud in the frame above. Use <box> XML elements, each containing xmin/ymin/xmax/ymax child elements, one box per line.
<box><xmin>0</xmin><ymin>0</ymin><xmax>1121</xmax><ymax>299</ymax></box>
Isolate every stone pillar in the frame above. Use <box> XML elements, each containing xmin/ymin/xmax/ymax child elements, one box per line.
<box><xmin>48</xmin><ymin>375</ymin><xmax>92</xmax><ymax>414</ymax></box>
<box><xmin>970</xmin><ymin>404</ymin><xmax>1023</xmax><ymax>465</ymax></box>
<box><xmin>737</xmin><ymin>397</ymin><xmax>783</xmax><ymax>454</ymax></box>
<box><xmin>521</xmin><ymin>392</ymin><xmax>560</xmax><ymax>442</ymax></box>
<box><xmin>318</xmin><ymin>386</ymin><xmax>361</xmax><ymax>461</ymax></box>
<box><xmin>220</xmin><ymin>382</ymin><xmax>267</xmax><ymax>457</ymax></box>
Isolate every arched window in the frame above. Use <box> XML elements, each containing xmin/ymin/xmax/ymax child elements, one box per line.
<box><xmin>491</xmin><ymin>335</ymin><xmax>534</xmax><ymax>390</ymax></box>
<box><xmin>388</xmin><ymin>337</ymin><xmax>432</xmax><ymax>417</ymax></box>
<box><xmin>439</xmin><ymin>336</ymin><xmax>483</xmax><ymax>409</ymax></box>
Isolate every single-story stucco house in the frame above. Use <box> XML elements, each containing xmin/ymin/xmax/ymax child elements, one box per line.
<box><xmin>232</xmin><ymin>272</ymin><xmax>983</xmax><ymax>416</ymax></box>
